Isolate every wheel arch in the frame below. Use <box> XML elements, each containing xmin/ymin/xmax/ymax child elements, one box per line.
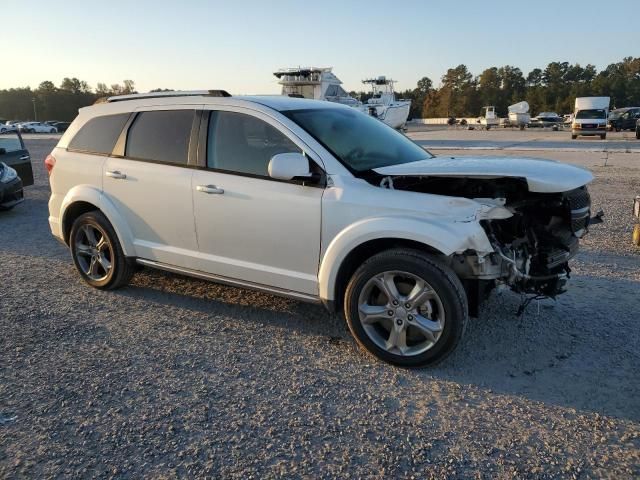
<box><xmin>60</xmin><ymin>186</ymin><xmax>135</xmax><ymax>256</ymax></box>
<box><xmin>318</xmin><ymin>216</ymin><xmax>494</xmax><ymax>313</ymax></box>
<box><xmin>324</xmin><ymin>237</ymin><xmax>447</xmax><ymax>313</ymax></box>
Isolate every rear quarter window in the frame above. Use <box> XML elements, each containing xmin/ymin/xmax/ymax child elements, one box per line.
<box><xmin>68</xmin><ymin>113</ymin><xmax>130</xmax><ymax>155</ymax></box>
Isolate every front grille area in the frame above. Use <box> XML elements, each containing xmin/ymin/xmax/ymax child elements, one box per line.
<box><xmin>572</xmin><ymin>217</ymin><xmax>589</xmax><ymax>234</ymax></box>
<box><xmin>565</xmin><ymin>187</ymin><xmax>591</xmax><ymax>237</ymax></box>
<box><xmin>567</xmin><ymin>187</ymin><xmax>591</xmax><ymax>211</ymax></box>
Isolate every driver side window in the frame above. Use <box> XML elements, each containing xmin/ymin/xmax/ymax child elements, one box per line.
<box><xmin>207</xmin><ymin>111</ymin><xmax>301</xmax><ymax>177</ymax></box>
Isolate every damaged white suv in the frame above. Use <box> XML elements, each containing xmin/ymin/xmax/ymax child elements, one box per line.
<box><xmin>47</xmin><ymin>91</ymin><xmax>595</xmax><ymax>367</ymax></box>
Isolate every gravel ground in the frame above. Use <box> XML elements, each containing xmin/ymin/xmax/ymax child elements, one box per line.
<box><xmin>1</xmin><ymin>138</ymin><xmax>639</xmax><ymax>478</ymax></box>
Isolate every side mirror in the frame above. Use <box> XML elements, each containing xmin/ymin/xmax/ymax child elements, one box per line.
<box><xmin>0</xmin><ymin>148</ymin><xmax>6</xmax><ymax>155</ymax></box>
<box><xmin>268</xmin><ymin>152</ymin><xmax>312</xmax><ymax>181</ymax></box>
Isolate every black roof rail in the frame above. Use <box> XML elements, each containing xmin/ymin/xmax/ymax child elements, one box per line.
<box><xmin>106</xmin><ymin>90</ymin><xmax>231</xmax><ymax>103</ymax></box>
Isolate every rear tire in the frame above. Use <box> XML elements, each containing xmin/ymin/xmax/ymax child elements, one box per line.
<box><xmin>600</xmin><ymin>134</ymin><xmax>606</xmax><ymax>140</ymax></box>
<box><xmin>571</xmin><ymin>135</ymin><xmax>577</xmax><ymax>140</ymax></box>
<box><xmin>70</xmin><ymin>211</ymin><xmax>135</xmax><ymax>290</ymax></box>
<box><xmin>343</xmin><ymin>248</ymin><xmax>468</xmax><ymax>368</ymax></box>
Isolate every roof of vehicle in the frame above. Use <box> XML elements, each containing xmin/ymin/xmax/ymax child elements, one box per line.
<box><xmin>83</xmin><ymin>92</ymin><xmax>346</xmax><ymax>116</ymax></box>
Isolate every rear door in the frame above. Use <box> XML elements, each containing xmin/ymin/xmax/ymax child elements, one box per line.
<box><xmin>102</xmin><ymin>106</ymin><xmax>201</xmax><ymax>268</ymax></box>
<box><xmin>0</xmin><ymin>131</ymin><xmax>33</xmax><ymax>186</ymax></box>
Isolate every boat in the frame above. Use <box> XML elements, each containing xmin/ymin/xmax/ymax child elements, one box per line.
<box><xmin>359</xmin><ymin>76</ymin><xmax>411</xmax><ymax>129</ymax></box>
<box><xmin>273</xmin><ymin>67</ymin><xmax>410</xmax><ymax>129</ymax></box>
<box><xmin>529</xmin><ymin>112</ymin><xmax>563</xmax><ymax>128</ymax></box>
<box><xmin>273</xmin><ymin>67</ymin><xmax>360</xmax><ymax>107</ymax></box>
<box><xmin>507</xmin><ymin>101</ymin><xmax>531</xmax><ymax>130</ymax></box>
<box><xmin>477</xmin><ymin>106</ymin><xmax>500</xmax><ymax>130</ymax></box>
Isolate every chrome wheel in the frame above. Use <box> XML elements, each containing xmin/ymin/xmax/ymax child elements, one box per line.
<box><xmin>74</xmin><ymin>224</ymin><xmax>113</xmax><ymax>281</ymax></box>
<box><xmin>357</xmin><ymin>270</ymin><xmax>445</xmax><ymax>356</ymax></box>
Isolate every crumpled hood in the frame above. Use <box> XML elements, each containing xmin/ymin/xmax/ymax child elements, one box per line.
<box><xmin>373</xmin><ymin>155</ymin><xmax>594</xmax><ymax>193</ymax></box>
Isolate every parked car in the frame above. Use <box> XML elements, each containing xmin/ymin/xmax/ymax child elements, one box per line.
<box><xmin>50</xmin><ymin>121</ymin><xmax>71</xmax><ymax>132</ymax></box>
<box><xmin>0</xmin><ymin>123</ymin><xmax>17</xmax><ymax>133</ymax></box>
<box><xmin>47</xmin><ymin>91</ymin><xmax>596</xmax><ymax>367</ymax></box>
<box><xmin>18</xmin><ymin>122</ymin><xmax>58</xmax><ymax>133</ymax></box>
<box><xmin>608</xmin><ymin>107</ymin><xmax>640</xmax><ymax>132</ymax></box>
<box><xmin>0</xmin><ymin>162</ymin><xmax>24</xmax><ymax>210</ymax></box>
<box><xmin>0</xmin><ymin>130</ymin><xmax>33</xmax><ymax>186</ymax></box>
<box><xmin>636</xmin><ymin>117</ymin><xmax>640</xmax><ymax>139</ymax></box>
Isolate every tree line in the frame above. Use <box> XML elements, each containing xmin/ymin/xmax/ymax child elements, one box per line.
<box><xmin>2</xmin><ymin>57</ymin><xmax>639</xmax><ymax>121</ymax></box>
<box><xmin>0</xmin><ymin>79</ymin><xmax>146</xmax><ymax>122</ymax></box>
<box><xmin>356</xmin><ymin>56</ymin><xmax>640</xmax><ymax>119</ymax></box>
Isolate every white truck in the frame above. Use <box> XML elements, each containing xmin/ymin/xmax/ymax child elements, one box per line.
<box><xmin>571</xmin><ymin>96</ymin><xmax>610</xmax><ymax>140</ymax></box>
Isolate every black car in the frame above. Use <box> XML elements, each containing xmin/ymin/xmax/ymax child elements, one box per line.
<box><xmin>0</xmin><ymin>161</ymin><xmax>24</xmax><ymax>210</ymax></box>
<box><xmin>51</xmin><ymin>121</ymin><xmax>71</xmax><ymax>132</ymax></box>
<box><xmin>0</xmin><ymin>130</ymin><xmax>33</xmax><ymax>186</ymax></box>
<box><xmin>608</xmin><ymin>107</ymin><xmax>640</xmax><ymax>132</ymax></box>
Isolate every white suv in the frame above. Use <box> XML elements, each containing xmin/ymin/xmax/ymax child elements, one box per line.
<box><xmin>47</xmin><ymin>91</ymin><xmax>595</xmax><ymax>367</ymax></box>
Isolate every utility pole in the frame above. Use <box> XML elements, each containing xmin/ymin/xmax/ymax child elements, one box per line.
<box><xmin>32</xmin><ymin>98</ymin><xmax>37</xmax><ymax>121</ymax></box>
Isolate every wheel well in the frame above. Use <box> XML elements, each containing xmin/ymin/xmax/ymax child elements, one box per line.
<box><xmin>62</xmin><ymin>201</ymin><xmax>98</xmax><ymax>244</ymax></box>
<box><xmin>332</xmin><ymin>238</ymin><xmax>445</xmax><ymax>313</ymax></box>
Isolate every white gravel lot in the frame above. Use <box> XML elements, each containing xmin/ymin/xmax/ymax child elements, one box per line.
<box><xmin>1</xmin><ymin>137</ymin><xmax>639</xmax><ymax>478</ymax></box>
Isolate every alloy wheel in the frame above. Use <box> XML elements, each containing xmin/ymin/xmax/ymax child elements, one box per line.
<box><xmin>74</xmin><ymin>224</ymin><xmax>113</xmax><ymax>281</ymax></box>
<box><xmin>357</xmin><ymin>270</ymin><xmax>445</xmax><ymax>356</ymax></box>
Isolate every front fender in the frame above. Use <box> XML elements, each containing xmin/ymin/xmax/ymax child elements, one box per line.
<box><xmin>318</xmin><ymin>216</ymin><xmax>493</xmax><ymax>301</ymax></box>
<box><xmin>59</xmin><ymin>185</ymin><xmax>135</xmax><ymax>256</ymax></box>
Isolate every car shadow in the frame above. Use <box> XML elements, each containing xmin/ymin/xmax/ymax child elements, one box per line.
<box><xmin>109</xmin><ymin>268</ymin><xmax>639</xmax><ymax>422</ymax></box>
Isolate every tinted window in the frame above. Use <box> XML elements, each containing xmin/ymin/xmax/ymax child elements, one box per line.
<box><xmin>68</xmin><ymin>113</ymin><xmax>129</xmax><ymax>154</ymax></box>
<box><xmin>126</xmin><ymin>110</ymin><xmax>194</xmax><ymax>164</ymax></box>
<box><xmin>0</xmin><ymin>132</ymin><xmax>24</xmax><ymax>152</ymax></box>
<box><xmin>207</xmin><ymin>111</ymin><xmax>300</xmax><ymax>177</ymax></box>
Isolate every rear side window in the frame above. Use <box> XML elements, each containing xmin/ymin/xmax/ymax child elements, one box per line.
<box><xmin>126</xmin><ymin>110</ymin><xmax>194</xmax><ymax>165</ymax></box>
<box><xmin>68</xmin><ymin>113</ymin><xmax>130</xmax><ymax>155</ymax></box>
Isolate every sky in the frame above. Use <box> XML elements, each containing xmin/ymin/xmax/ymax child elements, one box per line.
<box><xmin>5</xmin><ymin>0</ymin><xmax>639</xmax><ymax>94</ymax></box>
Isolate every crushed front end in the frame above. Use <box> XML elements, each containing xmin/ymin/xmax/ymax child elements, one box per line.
<box><xmin>477</xmin><ymin>186</ymin><xmax>593</xmax><ymax>297</ymax></box>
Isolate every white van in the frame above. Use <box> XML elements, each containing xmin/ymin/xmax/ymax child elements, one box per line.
<box><xmin>572</xmin><ymin>97</ymin><xmax>610</xmax><ymax>140</ymax></box>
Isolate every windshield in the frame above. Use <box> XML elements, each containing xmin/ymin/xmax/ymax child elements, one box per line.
<box><xmin>283</xmin><ymin>107</ymin><xmax>432</xmax><ymax>172</ymax></box>
<box><xmin>576</xmin><ymin>109</ymin><xmax>606</xmax><ymax>120</ymax></box>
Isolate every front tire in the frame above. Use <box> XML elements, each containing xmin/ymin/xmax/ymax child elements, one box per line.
<box><xmin>600</xmin><ymin>134</ymin><xmax>606</xmax><ymax>140</ymax></box>
<box><xmin>70</xmin><ymin>211</ymin><xmax>134</xmax><ymax>289</ymax></box>
<box><xmin>344</xmin><ymin>249</ymin><xmax>468</xmax><ymax>368</ymax></box>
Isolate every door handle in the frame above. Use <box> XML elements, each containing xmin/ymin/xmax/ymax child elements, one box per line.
<box><xmin>106</xmin><ymin>170</ymin><xmax>127</xmax><ymax>180</ymax></box>
<box><xmin>19</xmin><ymin>155</ymin><xmax>30</xmax><ymax>161</ymax></box>
<box><xmin>196</xmin><ymin>184</ymin><xmax>224</xmax><ymax>194</ymax></box>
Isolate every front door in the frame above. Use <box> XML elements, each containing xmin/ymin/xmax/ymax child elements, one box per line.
<box><xmin>192</xmin><ymin>109</ymin><xmax>323</xmax><ymax>295</ymax></box>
